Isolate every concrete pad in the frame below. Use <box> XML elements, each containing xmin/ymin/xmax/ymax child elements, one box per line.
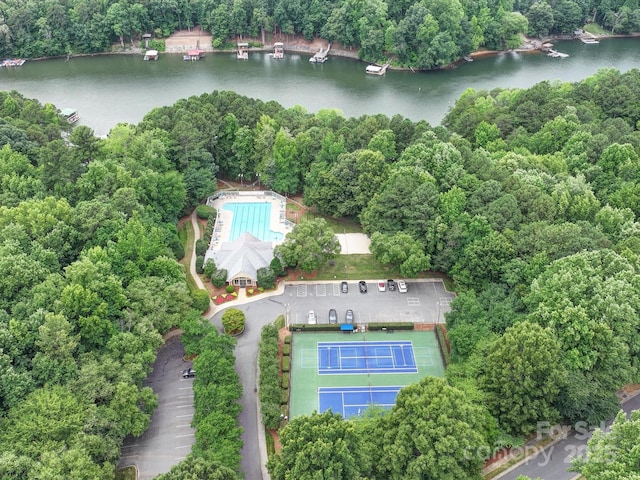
<box><xmin>335</xmin><ymin>233</ymin><xmax>371</xmax><ymax>254</ymax></box>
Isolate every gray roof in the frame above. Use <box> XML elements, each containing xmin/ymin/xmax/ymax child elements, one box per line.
<box><xmin>210</xmin><ymin>233</ymin><xmax>274</xmax><ymax>282</ymax></box>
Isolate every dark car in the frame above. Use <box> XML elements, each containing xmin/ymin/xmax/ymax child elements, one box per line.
<box><xmin>345</xmin><ymin>309</ymin><xmax>354</xmax><ymax>323</ymax></box>
<box><xmin>182</xmin><ymin>368</ymin><xmax>196</xmax><ymax>378</ymax></box>
<box><xmin>341</xmin><ymin>281</ymin><xmax>348</xmax><ymax>293</ymax></box>
<box><xmin>329</xmin><ymin>309</ymin><xmax>338</xmax><ymax>324</ymax></box>
<box><xmin>358</xmin><ymin>281</ymin><xmax>367</xmax><ymax>293</ymax></box>
<box><xmin>387</xmin><ymin>279</ymin><xmax>396</xmax><ymax>291</ymax></box>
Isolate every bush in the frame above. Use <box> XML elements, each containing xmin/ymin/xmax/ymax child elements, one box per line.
<box><xmin>284</xmin><ymin>335</ymin><xmax>291</xmax><ymax>344</ymax></box>
<box><xmin>281</xmin><ymin>356</ymin><xmax>290</xmax><ymax>372</ymax></box>
<box><xmin>288</xmin><ymin>324</ymin><xmax>342</xmax><ymax>332</ymax></box>
<box><xmin>196</xmin><ymin>204</ymin><xmax>216</xmax><ymax>220</ymax></box>
<box><xmin>203</xmin><ymin>259</ymin><xmax>216</xmax><ymax>277</ymax></box>
<box><xmin>211</xmin><ymin>269</ymin><xmax>228</xmax><ymax>288</ymax></box>
<box><xmin>195</xmin><ymin>239</ymin><xmax>208</xmax><ymax>257</ymax></box>
<box><xmin>148</xmin><ymin>38</ymin><xmax>166</xmax><ymax>52</ymax></box>
<box><xmin>436</xmin><ymin>324</ymin><xmax>451</xmax><ymax>367</ymax></box>
<box><xmin>270</xmin><ymin>256</ymin><xmax>286</xmax><ymax>276</ymax></box>
<box><xmin>225</xmin><ymin>284</ymin><xmax>236</xmax><ymax>294</ymax></box>
<box><xmin>257</xmin><ymin>266</ymin><xmax>276</xmax><ymax>289</ymax></box>
<box><xmin>368</xmin><ymin>322</ymin><xmax>414</xmax><ymax>331</ymax></box>
<box><xmin>169</xmin><ymin>235</ymin><xmax>185</xmax><ymax>260</ymax></box>
<box><xmin>282</xmin><ymin>343</ymin><xmax>290</xmax><ymax>355</ymax></box>
<box><xmin>259</xmin><ymin>324</ymin><xmax>281</xmax><ymax>429</ymax></box>
<box><xmin>280</xmin><ymin>388</ymin><xmax>289</xmax><ymax>405</ymax></box>
<box><xmin>281</xmin><ymin>372</ymin><xmax>289</xmax><ymax>389</ymax></box>
<box><xmin>195</xmin><ymin>255</ymin><xmax>204</xmax><ymax>274</ymax></box>
<box><xmin>191</xmin><ymin>289</ymin><xmax>211</xmax><ymax>312</ymax></box>
<box><xmin>221</xmin><ymin>308</ymin><xmax>246</xmax><ymax>334</ymax></box>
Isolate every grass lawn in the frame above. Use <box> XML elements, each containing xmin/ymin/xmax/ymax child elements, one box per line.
<box><xmin>177</xmin><ymin>217</ymin><xmax>200</xmax><ymax>293</ymax></box>
<box><xmin>301</xmin><ymin>211</ymin><xmax>363</xmax><ymax>233</ymax></box>
<box><xmin>583</xmin><ymin>23</ymin><xmax>608</xmax><ymax>35</ymax></box>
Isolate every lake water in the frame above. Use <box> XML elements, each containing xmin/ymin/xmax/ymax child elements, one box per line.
<box><xmin>0</xmin><ymin>38</ymin><xmax>638</xmax><ymax>136</ymax></box>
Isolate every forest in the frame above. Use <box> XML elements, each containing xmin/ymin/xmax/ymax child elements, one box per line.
<box><xmin>1</xmin><ymin>0</ymin><xmax>640</xmax><ymax>69</ymax></box>
<box><xmin>2</xmin><ymin>64</ymin><xmax>640</xmax><ymax>478</ymax></box>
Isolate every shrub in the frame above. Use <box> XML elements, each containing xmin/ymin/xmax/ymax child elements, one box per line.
<box><xmin>148</xmin><ymin>38</ymin><xmax>166</xmax><ymax>52</ymax></box>
<box><xmin>257</xmin><ymin>266</ymin><xmax>276</xmax><ymax>289</ymax></box>
<box><xmin>195</xmin><ymin>239</ymin><xmax>208</xmax><ymax>257</ymax></box>
<box><xmin>195</xmin><ymin>255</ymin><xmax>204</xmax><ymax>274</ymax></box>
<box><xmin>259</xmin><ymin>324</ymin><xmax>281</xmax><ymax>429</ymax></box>
<box><xmin>281</xmin><ymin>356</ymin><xmax>290</xmax><ymax>372</ymax></box>
<box><xmin>221</xmin><ymin>308</ymin><xmax>246</xmax><ymax>334</ymax></box>
<box><xmin>281</xmin><ymin>372</ymin><xmax>289</xmax><ymax>389</ymax></box>
<box><xmin>284</xmin><ymin>335</ymin><xmax>291</xmax><ymax>344</ymax></box>
<box><xmin>225</xmin><ymin>284</ymin><xmax>236</xmax><ymax>294</ymax></box>
<box><xmin>435</xmin><ymin>324</ymin><xmax>451</xmax><ymax>367</ymax></box>
<box><xmin>280</xmin><ymin>388</ymin><xmax>289</xmax><ymax>405</ymax></box>
<box><xmin>270</xmin><ymin>256</ymin><xmax>286</xmax><ymax>276</ymax></box>
<box><xmin>196</xmin><ymin>204</ymin><xmax>216</xmax><ymax>219</ymax></box>
<box><xmin>191</xmin><ymin>289</ymin><xmax>211</xmax><ymax>312</ymax></box>
<box><xmin>282</xmin><ymin>343</ymin><xmax>290</xmax><ymax>355</ymax></box>
<box><xmin>203</xmin><ymin>259</ymin><xmax>216</xmax><ymax>277</ymax></box>
<box><xmin>211</xmin><ymin>269</ymin><xmax>227</xmax><ymax>288</ymax></box>
<box><xmin>169</xmin><ymin>235</ymin><xmax>185</xmax><ymax>260</ymax></box>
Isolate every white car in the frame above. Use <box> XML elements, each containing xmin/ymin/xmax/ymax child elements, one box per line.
<box><xmin>397</xmin><ymin>280</ymin><xmax>407</xmax><ymax>293</ymax></box>
<box><xmin>307</xmin><ymin>310</ymin><xmax>317</xmax><ymax>324</ymax></box>
<box><xmin>377</xmin><ymin>280</ymin><xmax>386</xmax><ymax>292</ymax></box>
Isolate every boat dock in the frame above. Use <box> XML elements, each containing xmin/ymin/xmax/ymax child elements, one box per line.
<box><xmin>184</xmin><ymin>49</ymin><xmax>204</xmax><ymax>61</ymax></box>
<box><xmin>61</xmin><ymin>108</ymin><xmax>79</xmax><ymax>124</ymax></box>
<box><xmin>273</xmin><ymin>42</ymin><xmax>284</xmax><ymax>59</ymax></box>
<box><xmin>309</xmin><ymin>44</ymin><xmax>331</xmax><ymax>63</ymax></box>
<box><xmin>237</xmin><ymin>42</ymin><xmax>249</xmax><ymax>60</ymax></box>
<box><xmin>547</xmin><ymin>49</ymin><xmax>569</xmax><ymax>58</ymax></box>
<box><xmin>366</xmin><ymin>63</ymin><xmax>390</xmax><ymax>75</ymax></box>
<box><xmin>580</xmin><ymin>37</ymin><xmax>600</xmax><ymax>44</ymax></box>
<box><xmin>1</xmin><ymin>58</ymin><xmax>26</xmax><ymax>67</ymax></box>
<box><xmin>143</xmin><ymin>50</ymin><xmax>159</xmax><ymax>60</ymax></box>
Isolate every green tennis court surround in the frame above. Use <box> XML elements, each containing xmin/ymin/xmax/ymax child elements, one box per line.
<box><xmin>289</xmin><ymin>331</ymin><xmax>445</xmax><ymax>420</ymax></box>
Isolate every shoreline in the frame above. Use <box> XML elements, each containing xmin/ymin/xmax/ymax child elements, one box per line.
<box><xmin>24</xmin><ymin>31</ymin><xmax>640</xmax><ymax>72</ymax></box>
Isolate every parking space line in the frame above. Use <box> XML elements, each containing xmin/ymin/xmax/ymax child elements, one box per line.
<box><xmin>176</xmin><ymin>414</ymin><xmax>193</xmax><ymax>418</ymax></box>
<box><xmin>176</xmin><ymin>424</ymin><xmax>192</xmax><ymax>428</ymax></box>
<box><xmin>175</xmin><ymin>445</ymin><xmax>192</xmax><ymax>449</ymax></box>
<box><xmin>178</xmin><ymin>394</ymin><xmax>194</xmax><ymax>399</ymax></box>
<box><xmin>179</xmin><ymin>386</ymin><xmax>193</xmax><ymax>390</ymax></box>
<box><xmin>176</xmin><ymin>433</ymin><xmax>195</xmax><ymax>438</ymax></box>
<box><xmin>297</xmin><ymin>285</ymin><xmax>307</xmax><ymax>297</ymax></box>
<box><xmin>316</xmin><ymin>284</ymin><xmax>326</xmax><ymax>296</ymax></box>
<box><xmin>407</xmin><ymin>297</ymin><xmax>420</xmax><ymax>306</ymax></box>
<box><xmin>176</xmin><ymin>404</ymin><xmax>194</xmax><ymax>408</ymax></box>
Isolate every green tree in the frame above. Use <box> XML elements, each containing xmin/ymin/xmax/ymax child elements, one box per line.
<box><xmin>268</xmin><ymin>411</ymin><xmax>365</xmax><ymax>480</ymax></box>
<box><xmin>274</xmin><ymin>218</ymin><xmax>341</xmax><ymax>273</ymax></box>
<box><xmin>369</xmin><ymin>377</ymin><xmax>491</xmax><ymax>479</ymax></box>
<box><xmin>480</xmin><ymin>321</ymin><xmax>566</xmax><ymax>435</ymax></box>
<box><xmin>572</xmin><ymin>410</ymin><xmax>640</xmax><ymax>479</ymax></box>
<box><xmin>369</xmin><ymin>231</ymin><xmax>431</xmax><ymax>277</ymax></box>
<box><xmin>154</xmin><ymin>456</ymin><xmax>240</xmax><ymax>480</ymax></box>
<box><xmin>221</xmin><ymin>308</ymin><xmax>246</xmax><ymax>334</ymax></box>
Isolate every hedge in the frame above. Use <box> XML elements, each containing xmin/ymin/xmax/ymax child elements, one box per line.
<box><xmin>435</xmin><ymin>324</ymin><xmax>451</xmax><ymax>367</ymax></box>
<box><xmin>289</xmin><ymin>324</ymin><xmax>342</xmax><ymax>332</ymax></box>
<box><xmin>280</xmin><ymin>388</ymin><xmax>289</xmax><ymax>405</ymax></box>
<box><xmin>281</xmin><ymin>356</ymin><xmax>290</xmax><ymax>373</ymax></box>
<box><xmin>281</xmin><ymin>372</ymin><xmax>289</xmax><ymax>389</ymax></box>
<box><xmin>258</xmin><ymin>324</ymin><xmax>281</xmax><ymax>430</ymax></box>
<box><xmin>196</xmin><ymin>204</ymin><xmax>216</xmax><ymax>219</ymax></box>
<box><xmin>284</xmin><ymin>335</ymin><xmax>291</xmax><ymax>344</ymax></box>
<box><xmin>368</xmin><ymin>322</ymin><xmax>414</xmax><ymax>331</ymax></box>
<box><xmin>282</xmin><ymin>343</ymin><xmax>290</xmax><ymax>356</ymax></box>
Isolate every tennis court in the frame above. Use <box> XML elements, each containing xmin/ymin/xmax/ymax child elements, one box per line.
<box><xmin>317</xmin><ymin>340</ymin><xmax>418</xmax><ymax>374</ymax></box>
<box><xmin>319</xmin><ymin>386</ymin><xmax>402</xmax><ymax>418</ymax></box>
<box><xmin>289</xmin><ymin>331</ymin><xmax>444</xmax><ymax>420</ymax></box>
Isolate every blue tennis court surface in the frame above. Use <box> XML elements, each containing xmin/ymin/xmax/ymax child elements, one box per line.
<box><xmin>222</xmin><ymin>202</ymin><xmax>284</xmax><ymax>242</ymax></box>
<box><xmin>319</xmin><ymin>386</ymin><xmax>402</xmax><ymax>418</ymax></box>
<box><xmin>317</xmin><ymin>341</ymin><xmax>417</xmax><ymax>374</ymax></box>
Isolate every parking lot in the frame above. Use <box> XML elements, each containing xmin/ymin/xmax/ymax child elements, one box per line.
<box><xmin>283</xmin><ymin>279</ymin><xmax>455</xmax><ymax>327</ymax></box>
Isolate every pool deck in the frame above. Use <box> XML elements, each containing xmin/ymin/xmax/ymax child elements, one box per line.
<box><xmin>207</xmin><ymin>191</ymin><xmax>293</xmax><ymax>251</ymax></box>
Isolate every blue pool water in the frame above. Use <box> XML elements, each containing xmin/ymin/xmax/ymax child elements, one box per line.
<box><xmin>223</xmin><ymin>202</ymin><xmax>284</xmax><ymax>242</ymax></box>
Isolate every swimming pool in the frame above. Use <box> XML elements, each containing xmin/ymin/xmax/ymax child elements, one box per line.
<box><xmin>223</xmin><ymin>202</ymin><xmax>284</xmax><ymax>242</ymax></box>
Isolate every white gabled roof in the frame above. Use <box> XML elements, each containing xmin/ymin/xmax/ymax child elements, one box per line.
<box><xmin>211</xmin><ymin>233</ymin><xmax>274</xmax><ymax>282</ymax></box>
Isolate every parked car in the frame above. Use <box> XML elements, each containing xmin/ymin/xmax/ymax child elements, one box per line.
<box><xmin>307</xmin><ymin>310</ymin><xmax>317</xmax><ymax>324</ymax></box>
<box><xmin>397</xmin><ymin>280</ymin><xmax>407</xmax><ymax>293</ymax></box>
<box><xmin>345</xmin><ymin>309</ymin><xmax>354</xmax><ymax>323</ymax></box>
<box><xmin>387</xmin><ymin>279</ymin><xmax>396</xmax><ymax>291</ymax></box>
<box><xmin>329</xmin><ymin>309</ymin><xmax>338</xmax><ymax>324</ymax></box>
<box><xmin>358</xmin><ymin>281</ymin><xmax>367</xmax><ymax>293</ymax></box>
<box><xmin>341</xmin><ymin>281</ymin><xmax>348</xmax><ymax>293</ymax></box>
<box><xmin>182</xmin><ymin>368</ymin><xmax>196</xmax><ymax>378</ymax></box>
<box><xmin>377</xmin><ymin>280</ymin><xmax>386</xmax><ymax>292</ymax></box>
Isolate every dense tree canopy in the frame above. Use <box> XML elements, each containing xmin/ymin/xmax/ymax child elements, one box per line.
<box><xmin>1</xmin><ymin>0</ymin><xmax>639</xmax><ymax>67</ymax></box>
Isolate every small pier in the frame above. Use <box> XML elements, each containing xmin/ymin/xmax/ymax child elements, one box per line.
<box><xmin>143</xmin><ymin>49</ymin><xmax>158</xmax><ymax>60</ymax></box>
<box><xmin>309</xmin><ymin>44</ymin><xmax>331</xmax><ymax>63</ymax></box>
<box><xmin>272</xmin><ymin>42</ymin><xmax>284</xmax><ymax>59</ymax></box>
<box><xmin>366</xmin><ymin>63</ymin><xmax>390</xmax><ymax>75</ymax></box>
<box><xmin>580</xmin><ymin>37</ymin><xmax>600</xmax><ymax>44</ymax></box>
<box><xmin>540</xmin><ymin>43</ymin><xmax>568</xmax><ymax>58</ymax></box>
<box><xmin>184</xmin><ymin>49</ymin><xmax>204</xmax><ymax>61</ymax></box>
<box><xmin>237</xmin><ymin>42</ymin><xmax>249</xmax><ymax>60</ymax></box>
